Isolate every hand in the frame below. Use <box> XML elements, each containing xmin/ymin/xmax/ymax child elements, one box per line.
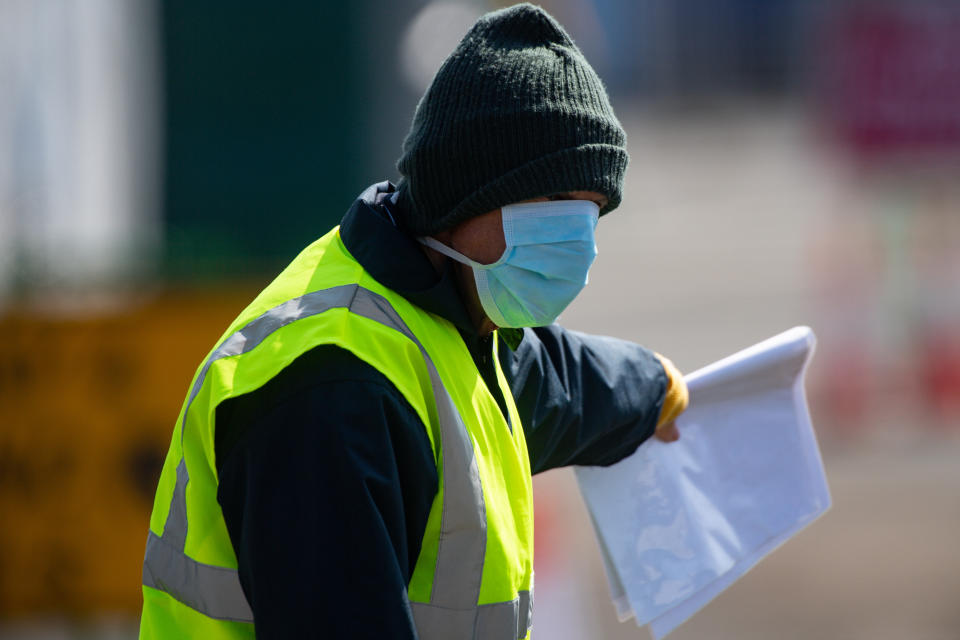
<box><xmin>654</xmin><ymin>353</ymin><xmax>689</xmax><ymax>442</ymax></box>
<box><xmin>655</xmin><ymin>420</ymin><xmax>680</xmax><ymax>442</ymax></box>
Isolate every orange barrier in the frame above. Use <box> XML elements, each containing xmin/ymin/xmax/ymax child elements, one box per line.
<box><xmin>0</xmin><ymin>289</ymin><xmax>256</xmax><ymax>616</ymax></box>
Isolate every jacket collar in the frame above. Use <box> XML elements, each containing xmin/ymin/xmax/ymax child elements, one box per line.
<box><xmin>339</xmin><ymin>181</ymin><xmax>478</xmax><ymax>336</ymax></box>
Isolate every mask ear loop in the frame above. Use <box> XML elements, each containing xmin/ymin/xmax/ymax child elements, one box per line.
<box><xmin>417</xmin><ymin>237</ymin><xmax>486</xmax><ymax>269</ymax></box>
<box><xmin>417</xmin><ymin>236</ymin><xmax>511</xmax><ymax>327</ymax></box>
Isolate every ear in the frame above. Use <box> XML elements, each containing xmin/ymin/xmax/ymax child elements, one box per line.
<box><xmin>448</xmin><ymin>209</ymin><xmax>506</xmax><ymax>265</ymax></box>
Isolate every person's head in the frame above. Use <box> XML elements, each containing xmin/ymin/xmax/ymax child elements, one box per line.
<box><xmin>395</xmin><ymin>3</ymin><xmax>628</xmax><ymax>334</ymax></box>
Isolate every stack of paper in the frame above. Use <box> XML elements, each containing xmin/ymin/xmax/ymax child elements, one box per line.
<box><xmin>575</xmin><ymin>326</ymin><xmax>831</xmax><ymax>639</ymax></box>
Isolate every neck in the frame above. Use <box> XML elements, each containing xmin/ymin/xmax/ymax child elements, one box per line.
<box><xmin>419</xmin><ymin>243</ymin><xmax>496</xmax><ymax>337</ymax></box>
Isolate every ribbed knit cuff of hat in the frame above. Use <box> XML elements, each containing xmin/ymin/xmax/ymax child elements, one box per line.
<box><xmin>397</xmin><ymin>143</ymin><xmax>628</xmax><ymax>237</ymax></box>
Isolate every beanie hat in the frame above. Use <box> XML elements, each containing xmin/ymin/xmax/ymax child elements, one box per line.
<box><xmin>395</xmin><ymin>3</ymin><xmax>628</xmax><ymax>236</ymax></box>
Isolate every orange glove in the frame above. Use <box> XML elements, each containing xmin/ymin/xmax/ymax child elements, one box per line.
<box><xmin>654</xmin><ymin>353</ymin><xmax>689</xmax><ymax>442</ymax></box>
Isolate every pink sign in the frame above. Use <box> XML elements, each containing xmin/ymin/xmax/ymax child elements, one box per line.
<box><xmin>826</xmin><ymin>3</ymin><xmax>960</xmax><ymax>155</ymax></box>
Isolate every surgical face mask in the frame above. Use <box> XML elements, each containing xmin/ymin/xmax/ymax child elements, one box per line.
<box><xmin>419</xmin><ymin>199</ymin><xmax>600</xmax><ymax>328</ymax></box>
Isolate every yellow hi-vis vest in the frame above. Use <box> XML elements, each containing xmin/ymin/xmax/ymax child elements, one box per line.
<box><xmin>139</xmin><ymin>227</ymin><xmax>535</xmax><ymax>639</ymax></box>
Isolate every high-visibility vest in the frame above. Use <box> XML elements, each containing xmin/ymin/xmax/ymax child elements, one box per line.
<box><xmin>140</xmin><ymin>227</ymin><xmax>535</xmax><ymax>639</ymax></box>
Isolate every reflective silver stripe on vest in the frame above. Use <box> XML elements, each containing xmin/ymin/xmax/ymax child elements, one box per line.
<box><xmin>142</xmin><ymin>458</ymin><xmax>255</xmax><ymax>621</ymax></box>
<box><xmin>142</xmin><ymin>284</ymin><xmax>531</xmax><ymax>637</ymax></box>
<box><xmin>142</xmin><ymin>530</ymin><xmax>255</xmax><ymax>622</ymax></box>
<box><xmin>412</xmin><ymin>590</ymin><xmax>533</xmax><ymax>640</ymax></box>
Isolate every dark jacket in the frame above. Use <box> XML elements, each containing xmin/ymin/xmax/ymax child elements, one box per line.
<box><xmin>213</xmin><ymin>182</ymin><xmax>667</xmax><ymax>639</ymax></box>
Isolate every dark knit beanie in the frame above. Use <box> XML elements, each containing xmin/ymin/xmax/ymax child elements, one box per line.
<box><xmin>395</xmin><ymin>3</ymin><xmax>628</xmax><ymax>236</ymax></box>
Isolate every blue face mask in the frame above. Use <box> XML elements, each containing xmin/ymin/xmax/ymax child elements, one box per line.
<box><xmin>419</xmin><ymin>199</ymin><xmax>600</xmax><ymax>328</ymax></box>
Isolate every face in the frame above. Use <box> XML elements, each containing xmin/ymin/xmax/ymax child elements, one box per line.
<box><xmin>425</xmin><ymin>190</ymin><xmax>608</xmax><ymax>335</ymax></box>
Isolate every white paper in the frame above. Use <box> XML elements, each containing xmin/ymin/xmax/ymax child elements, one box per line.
<box><xmin>575</xmin><ymin>326</ymin><xmax>831</xmax><ymax>639</ymax></box>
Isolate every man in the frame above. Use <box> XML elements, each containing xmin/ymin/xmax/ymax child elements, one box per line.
<box><xmin>140</xmin><ymin>4</ymin><xmax>688</xmax><ymax>639</ymax></box>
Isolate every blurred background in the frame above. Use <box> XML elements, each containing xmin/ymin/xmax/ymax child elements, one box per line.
<box><xmin>1</xmin><ymin>0</ymin><xmax>958</xmax><ymax>638</ymax></box>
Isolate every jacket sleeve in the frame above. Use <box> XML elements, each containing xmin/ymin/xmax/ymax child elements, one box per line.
<box><xmin>215</xmin><ymin>345</ymin><xmax>437</xmax><ymax>640</ymax></box>
<box><xmin>501</xmin><ymin>325</ymin><xmax>668</xmax><ymax>474</ymax></box>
